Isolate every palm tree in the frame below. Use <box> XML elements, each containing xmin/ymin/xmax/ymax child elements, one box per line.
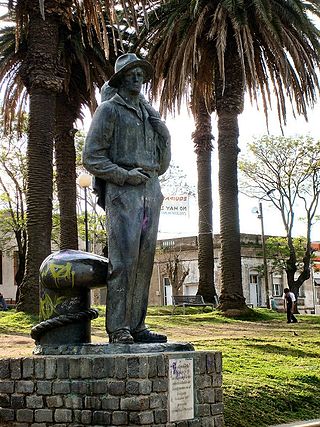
<box><xmin>139</xmin><ymin>0</ymin><xmax>320</xmax><ymax>313</ymax></box>
<box><xmin>0</xmin><ymin>5</ymin><xmax>120</xmax><ymax>313</ymax></box>
<box><xmin>54</xmin><ymin>20</ymin><xmax>115</xmax><ymax>250</ymax></box>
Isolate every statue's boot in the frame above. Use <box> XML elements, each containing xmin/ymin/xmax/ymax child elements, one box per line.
<box><xmin>132</xmin><ymin>329</ymin><xmax>167</xmax><ymax>343</ymax></box>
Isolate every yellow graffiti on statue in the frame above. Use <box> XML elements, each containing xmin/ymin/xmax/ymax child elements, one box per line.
<box><xmin>45</xmin><ymin>262</ymin><xmax>76</xmax><ymax>288</ymax></box>
<box><xmin>40</xmin><ymin>294</ymin><xmax>67</xmax><ymax>320</ymax></box>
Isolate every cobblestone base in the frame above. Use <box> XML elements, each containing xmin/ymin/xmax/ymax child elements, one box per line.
<box><xmin>0</xmin><ymin>350</ymin><xmax>224</xmax><ymax>426</ymax></box>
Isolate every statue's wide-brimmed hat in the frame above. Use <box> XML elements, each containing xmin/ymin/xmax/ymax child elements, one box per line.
<box><xmin>108</xmin><ymin>53</ymin><xmax>154</xmax><ymax>88</ymax></box>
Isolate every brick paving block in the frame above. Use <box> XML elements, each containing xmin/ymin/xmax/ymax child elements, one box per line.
<box><xmin>215</xmin><ymin>388</ymin><xmax>223</xmax><ymax>403</ymax></box>
<box><xmin>129</xmin><ymin>410</ymin><xmax>154</xmax><ymax>425</ymax></box>
<box><xmin>36</xmin><ymin>380</ymin><xmax>52</xmax><ymax>395</ymax></box>
<box><xmin>45</xmin><ymin>358</ymin><xmax>57</xmax><ymax>379</ymax></box>
<box><xmin>34</xmin><ymin>359</ymin><xmax>45</xmax><ymax>379</ymax></box>
<box><xmin>215</xmin><ymin>353</ymin><xmax>222</xmax><ymax>374</ymax></box>
<box><xmin>147</xmin><ymin>356</ymin><xmax>158</xmax><ymax>378</ymax></box>
<box><xmin>0</xmin><ymin>359</ymin><xmax>9</xmax><ymax>379</ymax></box>
<box><xmin>108</xmin><ymin>380</ymin><xmax>125</xmax><ymax>396</ymax></box>
<box><xmin>213</xmin><ymin>414</ymin><xmax>224</xmax><ymax>427</ymax></box>
<box><xmin>0</xmin><ymin>393</ymin><xmax>10</xmax><ymax>407</ymax></box>
<box><xmin>11</xmin><ymin>394</ymin><xmax>25</xmax><ymax>409</ymax></box>
<box><xmin>92</xmin><ymin>410</ymin><xmax>111</xmax><ymax>425</ymax></box>
<box><xmin>84</xmin><ymin>395</ymin><xmax>101</xmax><ymax>410</ymax></box>
<box><xmin>22</xmin><ymin>358</ymin><xmax>34</xmax><ymax>379</ymax></box>
<box><xmin>195</xmin><ymin>375</ymin><xmax>212</xmax><ymax>389</ymax></box>
<box><xmin>64</xmin><ymin>394</ymin><xmax>83</xmax><ymax>409</ymax></box>
<box><xmin>70</xmin><ymin>380</ymin><xmax>89</xmax><ymax>394</ymax></box>
<box><xmin>69</xmin><ymin>357</ymin><xmax>81</xmax><ymax>378</ymax></box>
<box><xmin>16</xmin><ymin>408</ymin><xmax>33</xmax><ymax>423</ymax></box>
<box><xmin>152</xmin><ymin>378</ymin><xmax>168</xmax><ymax>392</ymax></box>
<box><xmin>210</xmin><ymin>403</ymin><xmax>224</xmax><ymax>416</ymax></box>
<box><xmin>188</xmin><ymin>418</ymin><xmax>202</xmax><ymax>426</ymax></box>
<box><xmin>0</xmin><ymin>380</ymin><xmax>14</xmax><ymax>393</ymax></box>
<box><xmin>101</xmin><ymin>396</ymin><xmax>120</xmax><ymax>410</ymax></box>
<box><xmin>92</xmin><ymin>356</ymin><xmax>115</xmax><ymax>378</ymax></box>
<box><xmin>212</xmin><ymin>373</ymin><xmax>222</xmax><ymax>387</ymax></box>
<box><xmin>201</xmin><ymin>417</ymin><xmax>216</xmax><ymax>427</ymax></box>
<box><xmin>120</xmin><ymin>396</ymin><xmax>149</xmax><ymax>411</ymax></box>
<box><xmin>56</xmin><ymin>358</ymin><xmax>69</xmax><ymax>379</ymax></box>
<box><xmin>154</xmin><ymin>408</ymin><xmax>167</xmax><ymax>424</ymax></box>
<box><xmin>195</xmin><ymin>403</ymin><xmax>211</xmax><ymax>417</ymax></box>
<box><xmin>206</xmin><ymin>353</ymin><xmax>215</xmax><ymax>374</ymax></box>
<box><xmin>128</xmin><ymin>356</ymin><xmax>148</xmax><ymax>378</ymax></box>
<box><xmin>0</xmin><ymin>408</ymin><xmax>14</xmax><ymax>422</ymax></box>
<box><xmin>114</xmin><ymin>357</ymin><xmax>127</xmax><ymax>379</ymax></box>
<box><xmin>16</xmin><ymin>380</ymin><xmax>34</xmax><ymax>394</ymax></box>
<box><xmin>112</xmin><ymin>410</ymin><xmax>128</xmax><ymax>425</ymax></box>
<box><xmin>54</xmin><ymin>408</ymin><xmax>72</xmax><ymax>423</ymax></box>
<box><xmin>26</xmin><ymin>395</ymin><xmax>43</xmax><ymax>409</ymax></box>
<box><xmin>10</xmin><ymin>359</ymin><xmax>22</xmax><ymax>379</ymax></box>
<box><xmin>53</xmin><ymin>380</ymin><xmax>71</xmax><ymax>394</ymax></box>
<box><xmin>194</xmin><ymin>353</ymin><xmax>206</xmax><ymax>375</ymax></box>
<box><xmin>150</xmin><ymin>393</ymin><xmax>167</xmax><ymax>409</ymax></box>
<box><xmin>156</xmin><ymin>355</ymin><xmax>166</xmax><ymax>377</ymax></box>
<box><xmin>91</xmin><ymin>379</ymin><xmax>108</xmax><ymax>394</ymax></box>
<box><xmin>34</xmin><ymin>409</ymin><xmax>53</xmax><ymax>423</ymax></box>
<box><xmin>80</xmin><ymin>358</ymin><xmax>92</xmax><ymax>378</ymax></box>
<box><xmin>80</xmin><ymin>409</ymin><xmax>92</xmax><ymax>424</ymax></box>
<box><xmin>46</xmin><ymin>395</ymin><xmax>64</xmax><ymax>408</ymax></box>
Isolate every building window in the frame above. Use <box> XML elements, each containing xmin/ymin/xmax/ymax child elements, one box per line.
<box><xmin>272</xmin><ymin>274</ymin><xmax>283</xmax><ymax>296</ymax></box>
<box><xmin>298</xmin><ymin>284</ymin><xmax>305</xmax><ymax>298</ymax></box>
<box><xmin>249</xmin><ymin>271</ymin><xmax>261</xmax><ymax>307</ymax></box>
<box><xmin>163</xmin><ymin>277</ymin><xmax>172</xmax><ymax>305</ymax></box>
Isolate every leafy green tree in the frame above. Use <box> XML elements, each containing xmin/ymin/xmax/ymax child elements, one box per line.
<box><xmin>0</xmin><ymin>126</ymin><xmax>27</xmax><ymax>301</ymax></box>
<box><xmin>159</xmin><ymin>163</ymin><xmax>196</xmax><ymax>197</ymax></box>
<box><xmin>137</xmin><ymin>0</ymin><xmax>320</xmax><ymax>313</ymax></box>
<box><xmin>240</xmin><ymin>135</ymin><xmax>320</xmax><ymax>297</ymax></box>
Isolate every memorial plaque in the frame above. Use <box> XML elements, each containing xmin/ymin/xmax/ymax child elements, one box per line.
<box><xmin>168</xmin><ymin>358</ymin><xmax>194</xmax><ymax>422</ymax></box>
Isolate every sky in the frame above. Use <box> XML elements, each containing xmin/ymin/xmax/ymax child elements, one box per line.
<box><xmin>154</xmin><ymin>96</ymin><xmax>320</xmax><ymax>241</ymax></box>
<box><xmin>80</xmin><ymin>90</ymin><xmax>320</xmax><ymax>242</ymax></box>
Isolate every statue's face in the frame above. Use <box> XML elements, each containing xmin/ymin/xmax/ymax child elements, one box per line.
<box><xmin>121</xmin><ymin>66</ymin><xmax>144</xmax><ymax>94</ymax></box>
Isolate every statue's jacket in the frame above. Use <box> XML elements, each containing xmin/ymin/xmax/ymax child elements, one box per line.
<box><xmin>83</xmin><ymin>94</ymin><xmax>171</xmax><ymax>210</ymax></box>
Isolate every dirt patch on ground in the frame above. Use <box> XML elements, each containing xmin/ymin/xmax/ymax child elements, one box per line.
<box><xmin>2</xmin><ymin>334</ymin><xmax>35</xmax><ymax>358</ymax></box>
<box><xmin>1</xmin><ymin>320</ymin><xmax>296</xmax><ymax>358</ymax></box>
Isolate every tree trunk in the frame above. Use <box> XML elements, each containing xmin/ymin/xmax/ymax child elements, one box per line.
<box><xmin>192</xmin><ymin>97</ymin><xmax>217</xmax><ymax>303</ymax></box>
<box><xmin>16</xmin><ymin>4</ymin><xmax>61</xmax><ymax>315</ymax></box>
<box><xmin>217</xmin><ymin>112</ymin><xmax>246</xmax><ymax>311</ymax></box>
<box><xmin>215</xmin><ymin>40</ymin><xmax>247</xmax><ymax>313</ymax></box>
<box><xmin>55</xmin><ymin>92</ymin><xmax>79</xmax><ymax>250</ymax></box>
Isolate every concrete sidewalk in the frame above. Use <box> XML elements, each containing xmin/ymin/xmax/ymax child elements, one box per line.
<box><xmin>271</xmin><ymin>420</ymin><xmax>320</xmax><ymax>427</ymax></box>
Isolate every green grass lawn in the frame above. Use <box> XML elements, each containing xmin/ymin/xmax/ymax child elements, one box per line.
<box><xmin>1</xmin><ymin>307</ymin><xmax>320</xmax><ymax>427</ymax></box>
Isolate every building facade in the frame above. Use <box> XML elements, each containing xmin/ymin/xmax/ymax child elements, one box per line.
<box><xmin>1</xmin><ymin>234</ymin><xmax>319</xmax><ymax>312</ymax></box>
<box><xmin>149</xmin><ymin>234</ymin><xmax>317</xmax><ymax>313</ymax></box>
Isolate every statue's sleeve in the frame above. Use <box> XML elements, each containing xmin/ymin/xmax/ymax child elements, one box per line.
<box><xmin>82</xmin><ymin>103</ymin><xmax>128</xmax><ymax>186</ymax></box>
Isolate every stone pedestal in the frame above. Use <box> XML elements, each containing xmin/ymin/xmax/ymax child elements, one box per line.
<box><xmin>0</xmin><ymin>349</ymin><xmax>224</xmax><ymax>426</ymax></box>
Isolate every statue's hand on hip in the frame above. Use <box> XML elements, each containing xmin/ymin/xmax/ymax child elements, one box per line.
<box><xmin>126</xmin><ymin>168</ymin><xmax>149</xmax><ymax>185</ymax></box>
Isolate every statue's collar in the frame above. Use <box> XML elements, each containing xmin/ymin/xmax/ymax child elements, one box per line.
<box><xmin>112</xmin><ymin>93</ymin><xmax>145</xmax><ymax>120</ymax></box>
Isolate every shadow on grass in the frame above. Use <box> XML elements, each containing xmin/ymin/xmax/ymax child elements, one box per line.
<box><xmin>224</xmin><ymin>378</ymin><xmax>320</xmax><ymax>427</ymax></box>
<box><xmin>245</xmin><ymin>342</ymin><xmax>320</xmax><ymax>359</ymax></box>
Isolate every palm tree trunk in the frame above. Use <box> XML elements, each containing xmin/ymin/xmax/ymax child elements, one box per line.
<box><xmin>217</xmin><ymin>111</ymin><xmax>246</xmax><ymax>311</ymax></box>
<box><xmin>55</xmin><ymin>92</ymin><xmax>79</xmax><ymax>250</ymax></box>
<box><xmin>16</xmin><ymin>5</ymin><xmax>62</xmax><ymax>315</ymax></box>
<box><xmin>215</xmin><ymin>41</ymin><xmax>247</xmax><ymax>313</ymax></box>
<box><xmin>193</xmin><ymin>97</ymin><xmax>217</xmax><ymax>303</ymax></box>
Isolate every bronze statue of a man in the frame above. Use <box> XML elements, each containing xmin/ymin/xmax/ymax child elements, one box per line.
<box><xmin>83</xmin><ymin>53</ymin><xmax>171</xmax><ymax>344</ymax></box>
